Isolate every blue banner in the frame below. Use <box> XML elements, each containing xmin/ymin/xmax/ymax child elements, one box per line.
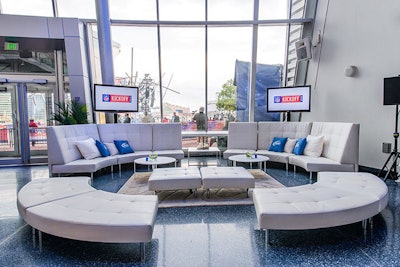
<box><xmin>234</xmin><ymin>60</ymin><xmax>281</xmax><ymax>122</ymax></box>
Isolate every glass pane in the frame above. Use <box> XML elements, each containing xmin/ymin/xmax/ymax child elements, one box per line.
<box><xmin>1</xmin><ymin>0</ymin><xmax>53</xmax><ymax>16</ymax></box>
<box><xmin>56</xmin><ymin>0</ymin><xmax>96</xmax><ymax>19</ymax></box>
<box><xmin>257</xmin><ymin>26</ymin><xmax>286</xmax><ymax>66</ymax></box>
<box><xmin>259</xmin><ymin>0</ymin><xmax>289</xmax><ymax>20</ymax></box>
<box><xmin>208</xmin><ymin>27</ymin><xmax>252</xmax><ymax>124</ymax></box>
<box><xmin>158</xmin><ymin>0</ymin><xmax>204</xmax><ymax>21</ymax></box>
<box><xmin>86</xmin><ymin>24</ymin><xmax>101</xmax><ymax>83</ymax></box>
<box><xmin>0</xmin><ymin>50</ymin><xmax>56</xmax><ymax>74</ymax></box>
<box><xmin>28</xmin><ymin>83</ymin><xmax>54</xmax><ymax>154</ymax></box>
<box><xmin>109</xmin><ymin>0</ymin><xmax>156</xmax><ymax>20</ymax></box>
<box><xmin>111</xmin><ymin>26</ymin><xmax>159</xmax><ymax>123</ymax></box>
<box><xmin>256</xmin><ymin>25</ymin><xmax>286</xmax><ymax>122</ymax></box>
<box><xmin>0</xmin><ymin>85</ymin><xmax>16</xmax><ymax>155</ymax></box>
<box><xmin>160</xmin><ymin>26</ymin><xmax>205</xmax><ymax>134</ymax></box>
<box><xmin>208</xmin><ymin>0</ymin><xmax>253</xmax><ymax>21</ymax></box>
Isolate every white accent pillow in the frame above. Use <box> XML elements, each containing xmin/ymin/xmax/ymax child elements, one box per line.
<box><xmin>105</xmin><ymin>142</ymin><xmax>119</xmax><ymax>156</ymax></box>
<box><xmin>303</xmin><ymin>135</ymin><xmax>324</xmax><ymax>157</ymax></box>
<box><xmin>75</xmin><ymin>138</ymin><xmax>101</xmax><ymax>160</ymax></box>
<box><xmin>284</xmin><ymin>138</ymin><xmax>297</xmax><ymax>153</ymax></box>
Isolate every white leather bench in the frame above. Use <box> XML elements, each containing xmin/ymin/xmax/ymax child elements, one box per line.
<box><xmin>17</xmin><ymin>177</ymin><xmax>158</xmax><ymax>262</ymax></box>
<box><xmin>200</xmin><ymin>166</ymin><xmax>255</xmax><ymax>198</ymax></box>
<box><xmin>148</xmin><ymin>167</ymin><xmax>202</xmax><ymax>196</ymax></box>
<box><xmin>253</xmin><ymin>172</ymin><xmax>388</xmax><ymax>243</ymax></box>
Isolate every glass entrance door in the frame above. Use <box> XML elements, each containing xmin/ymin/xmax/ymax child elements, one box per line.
<box><xmin>0</xmin><ymin>82</ymin><xmax>54</xmax><ymax>164</ymax></box>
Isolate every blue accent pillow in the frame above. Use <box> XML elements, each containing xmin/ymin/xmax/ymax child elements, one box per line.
<box><xmin>292</xmin><ymin>138</ymin><xmax>307</xmax><ymax>155</ymax></box>
<box><xmin>269</xmin><ymin>137</ymin><xmax>287</xmax><ymax>152</ymax></box>
<box><xmin>95</xmin><ymin>140</ymin><xmax>110</xmax><ymax>157</ymax></box>
<box><xmin>114</xmin><ymin>140</ymin><xmax>134</xmax><ymax>154</ymax></box>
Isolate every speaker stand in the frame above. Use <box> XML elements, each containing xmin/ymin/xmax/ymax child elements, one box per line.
<box><xmin>378</xmin><ymin>105</ymin><xmax>400</xmax><ymax>181</ymax></box>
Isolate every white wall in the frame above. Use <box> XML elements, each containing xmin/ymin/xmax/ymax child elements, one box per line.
<box><xmin>304</xmin><ymin>0</ymin><xmax>400</xmax><ymax>169</ymax></box>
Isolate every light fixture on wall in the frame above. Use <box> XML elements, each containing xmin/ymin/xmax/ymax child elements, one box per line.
<box><xmin>344</xmin><ymin>65</ymin><xmax>358</xmax><ymax>77</ymax></box>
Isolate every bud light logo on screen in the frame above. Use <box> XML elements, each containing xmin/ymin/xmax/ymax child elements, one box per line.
<box><xmin>274</xmin><ymin>95</ymin><xmax>303</xmax><ymax>103</ymax></box>
<box><xmin>102</xmin><ymin>94</ymin><xmax>131</xmax><ymax>103</ymax></box>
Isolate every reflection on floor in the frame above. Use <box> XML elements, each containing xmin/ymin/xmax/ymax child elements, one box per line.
<box><xmin>0</xmin><ymin>157</ymin><xmax>399</xmax><ymax>266</ymax></box>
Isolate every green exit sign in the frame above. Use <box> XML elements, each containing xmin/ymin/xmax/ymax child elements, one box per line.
<box><xmin>4</xmin><ymin>42</ymin><xmax>19</xmax><ymax>51</ymax></box>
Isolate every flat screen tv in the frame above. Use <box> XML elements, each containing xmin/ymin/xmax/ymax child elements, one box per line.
<box><xmin>94</xmin><ymin>84</ymin><xmax>139</xmax><ymax>112</ymax></box>
<box><xmin>266</xmin><ymin>85</ymin><xmax>311</xmax><ymax>112</ymax></box>
<box><xmin>384</xmin><ymin>76</ymin><xmax>400</xmax><ymax>105</ymax></box>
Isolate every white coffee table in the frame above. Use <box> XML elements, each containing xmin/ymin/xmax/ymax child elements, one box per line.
<box><xmin>228</xmin><ymin>154</ymin><xmax>270</xmax><ymax>171</ymax></box>
<box><xmin>134</xmin><ymin>156</ymin><xmax>177</xmax><ymax>172</ymax></box>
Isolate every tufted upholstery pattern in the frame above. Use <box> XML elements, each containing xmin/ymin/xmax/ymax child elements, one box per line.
<box><xmin>47</xmin><ymin>123</ymin><xmax>185</xmax><ymax>177</ymax></box>
<box><xmin>152</xmin><ymin>123</ymin><xmax>183</xmax><ymax>150</ymax></box>
<box><xmin>253</xmin><ymin>172</ymin><xmax>388</xmax><ymax>231</ymax></box>
<box><xmin>25</xmin><ymin>190</ymin><xmax>158</xmax><ymax>243</ymax></box>
<box><xmin>223</xmin><ymin>121</ymin><xmax>359</xmax><ymax>173</ymax></box>
<box><xmin>288</xmin><ymin>122</ymin><xmax>360</xmax><ymax>172</ymax></box>
<box><xmin>317</xmin><ymin>172</ymin><xmax>388</xmax><ymax>211</ymax></box>
<box><xmin>224</xmin><ymin>122</ymin><xmax>258</xmax><ymax>158</ymax></box>
<box><xmin>200</xmin><ymin>166</ymin><xmax>255</xmax><ymax>190</ymax></box>
<box><xmin>17</xmin><ymin>177</ymin><xmax>94</xmax><ymax>217</ymax></box>
<box><xmin>18</xmin><ymin>177</ymin><xmax>158</xmax><ymax>244</ymax></box>
<box><xmin>47</xmin><ymin>124</ymin><xmax>100</xmax><ymax>166</ymax></box>
<box><xmin>97</xmin><ymin>123</ymin><xmax>153</xmax><ymax>151</ymax></box>
<box><xmin>257</xmin><ymin>122</ymin><xmax>312</xmax><ymax>150</ymax></box>
<box><xmin>256</xmin><ymin>122</ymin><xmax>312</xmax><ymax>166</ymax></box>
<box><xmin>310</xmin><ymin>122</ymin><xmax>359</xmax><ymax>167</ymax></box>
<box><xmin>148</xmin><ymin>167</ymin><xmax>202</xmax><ymax>191</ymax></box>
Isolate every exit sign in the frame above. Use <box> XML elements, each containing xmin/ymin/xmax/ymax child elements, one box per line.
<box><xmin>4</xmin><ymin>42</ymin><xmax>19</xmax><ymax>51</ymax></box>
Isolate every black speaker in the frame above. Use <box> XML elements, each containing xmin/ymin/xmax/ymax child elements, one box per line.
<box><xmin>384</xmin><ymin>76</ymin><xmax>400</xmax><ymax>105</ymax></box>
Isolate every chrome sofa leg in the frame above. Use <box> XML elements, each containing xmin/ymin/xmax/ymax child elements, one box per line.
<box><xmin>38</xmin><ymin>230</ymin><xmax>42</xmax><ymax>252</ymax></box>
<box><xmin>193</xmin><ymin>189</ymin><xmax>197</xmax><ymax>198</ymax></box>
<box><xmin>140</xmin><ymin>243</ymin><xmax>145</xmax><ymax>262</ymax></box>
<box><xmin>265</xmin><ymin>229</ymin><xmax>271</xmax><ymax>245</ymax></box>
<box><xmin>32</xmin><ymin>227</ymin><xmax>36</xmax><ymax>248</ymax></box>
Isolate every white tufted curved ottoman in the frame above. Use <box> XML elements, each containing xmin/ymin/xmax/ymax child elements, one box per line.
<box><xmin>200</xmin><ymin>166</ymin><xmax>255</xmax><ymax>198</ymax></box>
<box><xmin>253</xmin><ymin>172</ymin><xmax>388</xmax><ymax>243</ymax></box>
<box><xmin>17</xmin><ymin>177</ymin><xmax>158</xmax><ymax>262</ymax></box>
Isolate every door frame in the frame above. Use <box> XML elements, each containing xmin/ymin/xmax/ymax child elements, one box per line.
<box><xmin>0</xmin><ymin>74</ymin><xmax>56</xmax><ymax>165</ymax></box>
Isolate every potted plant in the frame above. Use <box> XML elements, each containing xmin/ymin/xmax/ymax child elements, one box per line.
<box><xmin>51</xmin><ymin>100</ymin><xmax>88</xmax><ymax>125</ymax></box>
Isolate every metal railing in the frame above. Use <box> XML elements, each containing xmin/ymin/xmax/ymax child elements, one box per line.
<box><xmin>0</xmin><ymin>126</ymin><xmax>47</xmax><ymax>151</ymax></box>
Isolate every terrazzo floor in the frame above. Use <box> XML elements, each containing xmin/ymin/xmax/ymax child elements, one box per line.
<box><xmin>1</xmin><ymin>157</ymin><xmax>400</xmax><ymax>266</ymax></box>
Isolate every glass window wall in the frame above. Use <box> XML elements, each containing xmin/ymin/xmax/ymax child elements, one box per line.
<box><xmin>159</xmin><ymin>27</ymin><xmax>205</xmax><ymax>127</ymax></box>
<box><xmin>259</xmin><ymin>0</ymin><xmax>289</xmax><ymax>19</ymax></box>
<box><xmin>0</xmin><ymin>0</ymin><xmax>53</xmax><ymax>16</ymax></box>
<box><xmin>158</xmin><ymin>0</ymin><xmax>204</xmax><ymax>21</ymax></box>
<box><xmin>208</xmin><ymin>0</ymin><xmax>253</xmax><ymax>21</ymax></box>
<box><xmin>109</xmin><ymin>0</ymin><xmax>156</xmax><ymax>20</ymax></box>
<box><xmin>56</xmin><ymin>0</ymin><xmax>96</xmax><ymax>19</ymax></box>
<box><xmin>111</xmin><ymin>26</ymin><xmax>159</xmax><ymax>123</ymax></box>
<box><xmin>0</xmin><ymin>0</ymin><xmax>311</xmax><ymax>126</ymax></box>
<box><xmin>208</xmin><ymin>26</ymin><xmax>252</xmax><ymax>125</ymax></box>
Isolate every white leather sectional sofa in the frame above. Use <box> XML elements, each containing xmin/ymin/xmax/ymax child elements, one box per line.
<box><xmin>223</xmin><ymin>121</ymin><xmax>360</xmax><ymax>178</ymax></box>
<box><xmin>47</xmin><ymin>123</ymin><xmax>184</xmax><ymax>181</ymax></box>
